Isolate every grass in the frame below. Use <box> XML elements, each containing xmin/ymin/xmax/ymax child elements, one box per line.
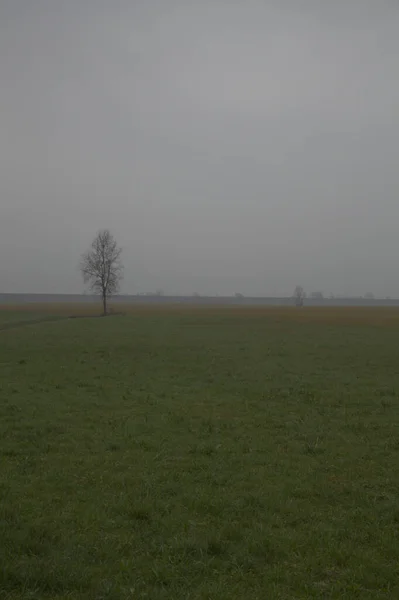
<box><xmin>1</xmin><ymin>305</ymin><xmax>399</xmax><ymax>599</ymax></box>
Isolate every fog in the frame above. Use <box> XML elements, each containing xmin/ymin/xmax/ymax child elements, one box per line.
<box><xmin>1</xmin><ymin>1</ymin><xmax>398</xmax><ymax>297</ymax></box>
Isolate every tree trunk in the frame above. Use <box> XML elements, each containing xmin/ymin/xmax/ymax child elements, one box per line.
<box><xmin>102</xmin><ymin>292</ymin><xmax>107</xmax><ymax>316</ymax></box>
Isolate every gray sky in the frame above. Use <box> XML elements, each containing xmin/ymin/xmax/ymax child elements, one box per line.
<box><xmin>1</xmin><ymin>1</ymin><xmax>398</xmax><ymax>296</ymax></box>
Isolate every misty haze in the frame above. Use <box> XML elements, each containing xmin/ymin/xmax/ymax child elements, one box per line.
<box><xmin>1</xmin><ymin>1</ymin><xmax>398</xmax><ymax>297</ymax></box>
<box><xmin>1</xmin><ymin>3</ymin><xmax>399</xmax><ymax>599</ymax></box>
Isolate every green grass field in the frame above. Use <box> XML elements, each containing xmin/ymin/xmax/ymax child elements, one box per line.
<box><xmin>1</xmin><ymin>305</ymin><xmax>399</xmax><ymax>599</ymax></box>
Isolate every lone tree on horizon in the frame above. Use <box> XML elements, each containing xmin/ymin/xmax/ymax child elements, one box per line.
<box><xmin>80</xmin><ymin>229</ymin><xmax>123</xmax><ymax>315</ymax></box>
<box><xmin>293</xmin><ymin>285</ymin><xmax>306</xmax><ymax>308</ymax></box>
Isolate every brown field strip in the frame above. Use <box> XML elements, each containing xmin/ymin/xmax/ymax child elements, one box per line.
<box><xmin>1</xmin><ymin>302</ymin><xmax>399</xmax><ymax>326</ymax></box>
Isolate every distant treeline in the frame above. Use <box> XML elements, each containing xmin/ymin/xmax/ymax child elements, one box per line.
<box><xmin>1</xmin><ymin>293</ymin><xmax>399</xmax><ymax>307</ymax></box>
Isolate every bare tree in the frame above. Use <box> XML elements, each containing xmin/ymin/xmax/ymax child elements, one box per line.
<box><xmin>80</xmin><ymin>230</ymin><xmax>123</xmax><ymax>315</ymax></box>
<box><xmin>293</xmin><ymin>285</ymin><xmax>306</xmax><ymax>307</ymax></box>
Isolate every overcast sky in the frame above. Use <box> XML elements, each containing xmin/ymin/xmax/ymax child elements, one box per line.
<box><xmin>1</xmin><ymin>1</ymin><xmax>398</xmax><ymax>296</ymax></box>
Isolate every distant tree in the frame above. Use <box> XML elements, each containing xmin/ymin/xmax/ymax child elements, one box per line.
<box><xmin>310</xmin><ymin>291</ymin><xmax>324</xmax><ymax>300</ymax></box>
<box><xmin>364</xmin><ymin>292</ymin><xmax>375</xmax><ymax>300</ymax></box>
<box><xmin>80</xmin><ymin>229</ymin><xmax>123</xmax><ymax>315</ymax></box>
<box><xmin>155</xmin><ymin>289</ymin><xmax>164</xmax><ymax>297</ymax></box>
<box><xmin>293</xmin><ymin>285</ymin><xmax>306</xmax><ymax>307</ymax></box>
<box><xmin>235</xmin><ymin>292</ymin><xmax>244</xmax><ymax>299</ymax></box>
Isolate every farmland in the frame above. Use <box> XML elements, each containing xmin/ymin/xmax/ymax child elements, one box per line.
<box><xmin>1</xmin><ymin>304</ymin><xmax>399</xmax><ymax>599</ymax></box>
